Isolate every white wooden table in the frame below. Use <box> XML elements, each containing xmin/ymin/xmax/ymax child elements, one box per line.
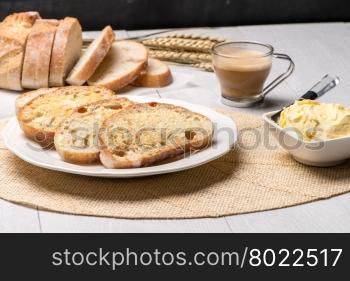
<box><xmin>1</xmin><ymin>23</ymin><xmax>350</xmax><ymax>233</ymax></box>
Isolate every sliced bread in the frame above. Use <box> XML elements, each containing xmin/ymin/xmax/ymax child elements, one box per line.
<box><xmin>22</xmin><ymin>19</ymin><xmax>59</xmax><ymax>89</ymax></box>
<box><xmin>99</xmin><ymin>102</ymin><xmax>213</xmax><ymax>168</ymax></box>
<box><xmin>15</xmin><ymin>87</ymin><xmax>57</xmax><ymax>117</ymax></box>
<box><xmin>88</xmin><ymin>40</ymin><xmax>148</xmax><ymax>91</ymax></box>
<box><xmin>54</xmin><ymin>98</ymin><xmax>134</xmax><ymax>164</ymax></box>
<box><xmin>133</xmin><ymin>58</ymin><xmax>173</xmax><ymax>87</ymax></box>
<box><xmin>17</xmin><ymin>86</ymin><xmax>115</xmax><ymax>147</ymax></box>
<box><xmin>66</xmin><ymin>25</ymin><xmax>115</xmax><ymax>86</ymax></box>
<box><xmin>49</xmin><ymin>17</ymin><xmax>82</xmax><ymax>87</ymax></box>
<box><xmin>0</xmin><ymin>11</ymin><xmax>41</xmax><ymax>91</ymax></box>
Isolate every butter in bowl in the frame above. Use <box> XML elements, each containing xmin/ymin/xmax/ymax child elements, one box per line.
<box><xmin>263</xmin><ymin>99</ymin><xmax>350</xmax><ymax>167</ymax></box>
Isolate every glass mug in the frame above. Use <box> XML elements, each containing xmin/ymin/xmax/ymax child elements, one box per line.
<box><xmin>212</xmin><ymin>41</ymin><xmax>294</xmax><ymax>107</ymax></box>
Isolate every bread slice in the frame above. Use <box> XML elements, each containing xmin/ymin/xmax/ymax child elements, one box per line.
<box><xmin>15</xmin><ymin>87</ymin><xmax>57</xmax><ymax>117</ymax></box>
<box><xmin>99</xmin><ymin>102</ymin><xmax>213</xmax><ymax>168</ymax></box>
<box><xmin>22</xmin><ymin>19</ymin><xmax>59</xmax><ymax>89</ymax></box>
<box><xmin>66</xmin><ymin>26</ymin><xmax>115</xmax><ymax>86</ymax></box>
<box><xmin>133</xmin><ymin>58</ymin><xmax>173</xmax><ymax>87</ymax></box>
<box><xmin>17</xmin><ymin>86</ymin><xmax>115</xmax><ymax>147</ymax></box>
<box><xmin>87</xmin><ymin>40</ymin><xmax>148</xmax><ymax>91</ymax></box>
<box><xmin>0</xmin><ymin>11</ymin><xmax>41</xmax><ymax>90</ymax></box>
<box><xmin>49</xmin><ymin>17</ymin><xmax>82</xmax><ymax>87</ymax></box>
<box><xmin>55</xmin><ymin>98</ymin><xmax>134</xmax><ymax>164</ymax></box>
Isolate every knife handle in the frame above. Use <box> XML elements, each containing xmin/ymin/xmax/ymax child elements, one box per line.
<box><xmin>300</xmin><ymin>91</ymin><xmax>318</xmax><ymax>100</ymax></box>
<box><xmin>300</xmin><ymin>74</ymin><xmax>340</xmax><ymax>100</ymax></box>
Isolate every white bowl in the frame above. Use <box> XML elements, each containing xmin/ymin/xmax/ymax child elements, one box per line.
<box><xmin>262</xmin><ymin>110</ymin><xmax>350</xmax><ymax>167</ymax></box>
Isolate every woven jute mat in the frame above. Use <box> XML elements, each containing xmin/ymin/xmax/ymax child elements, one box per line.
<box><xmin>0</xmin><ymin>111</ymin><xmax>349</xmax><ymax>219</ymax></box>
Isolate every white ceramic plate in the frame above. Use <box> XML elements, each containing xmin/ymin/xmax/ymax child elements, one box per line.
<box><xmin>2</xmin><ymin>96</ymin><xmax>237</xmax><ymax>177</ymax></box>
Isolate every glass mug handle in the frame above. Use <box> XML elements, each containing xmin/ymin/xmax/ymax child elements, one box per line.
<box><xmin>262</xmin><ymin>53</ymin><xmax>295</xmax><ymax>97</ymax></box>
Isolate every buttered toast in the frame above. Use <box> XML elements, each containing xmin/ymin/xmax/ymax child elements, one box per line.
<box><xmin>54</xmin><ymin>98</ymin><xmax>134</xmax><ymax>164</ymax></box>
<box><xmin>99</xmin><ymin>102</ymin><xmax>213</xmax><ymax>168</ymax></box>
<box><xmin>15</xmin><ymin>87</ymin><xmax>57</xmax><ymax>116</ymax></box>
<box><xmin>17</xmin><ymin>86</ymin><xmax>115</xmax><ymax>147</ymax></box>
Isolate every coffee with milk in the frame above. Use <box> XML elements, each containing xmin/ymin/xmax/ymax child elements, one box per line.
<box><xmin>213</xmin><ymin>48</ymin><xmax>272</xmax><ymax>100</ymax></box>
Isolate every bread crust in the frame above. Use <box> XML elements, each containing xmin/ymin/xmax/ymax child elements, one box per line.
<box><xmin>99</xmin><ymin>146</ymin><xmax>185</xmax><ymax>169</ymax></box>
<box><xmin>133</xmin><ymin>58</ymin><xmax>173</xmax><ymax>87</ymax></box>
<box><xmin>20</xmin><ymin>120</ymin><xmax>56</xmax><ymax>148</ymax></box>
<box><xmin>0</xmin><ymin>11</ymin><xmax>41</xmax><ymax>44</ymax></box>
<box><xmin>49</xmin><ymin>17</ymin><xmax>82</xmax><ymax>87</ymax></box>
<box><xmin>17</xmin><ymin>86</ymin><xmax>115</xmax><ymax>147</ymax></box>
<box><xmin>66</xmin><ymin>25</ymin><xmax>115</xmax><ymax>86</ymax></box>
<box><xmin>87</xmin><ymin>40</ymin><xmax>148</xmax><ymax>91</ymax></box>
<box><xmin>0</xmin><ymin>11</ymin><xmax>41</xmax><ymax>90</ymax></box>
<box><xmin>22</xmin><ymin>19</ymin><xmax>59</xmax><ymax>89</ymax></box>
<box><xmin>56</xmin><ymin>147</ymin><xmax>101</xmax><ymax>164</ymax></box>
<box><xmin>99</xmin><ymin>102</ymin><xmax>213</xmax><ymax>168</ymax></box>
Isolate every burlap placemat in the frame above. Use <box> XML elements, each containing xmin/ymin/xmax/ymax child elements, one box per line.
<box><xmin>0</xmin><ymin>111</ymin><xmax>349</xmax><ymax>219</ymax></box>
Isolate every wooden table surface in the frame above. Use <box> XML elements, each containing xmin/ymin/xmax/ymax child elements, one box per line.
<box><xmin>1</xmin><ymin>23</ymin><xmax>350</xmax><ymax>233</ymax></box>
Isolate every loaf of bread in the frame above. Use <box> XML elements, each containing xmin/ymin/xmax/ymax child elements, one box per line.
<box><xmin>133</xmin><ymin>58</ymin><xmax>173</xmax><ymax>87</ymax></box>
<box><xmin>0</xmin><ymin>11</ymin><xmax>41</xmax><ymax>90</ymax></box>
<box><xmin>22</xmin><ymin>19</ymin><xmax>59</xmax><ymax>89</ymax></box>
<box><xmin>66</xmin><ymin>25</ymin><xmax>115</xmax><ymax>86</ymax></box>
<box><xmin>88</xmin><ymin>40</ymin><xmax>148</xmax><ymax>91</ymax></box>
<box><xmin>49</xmin><ymin>17</ymin><xmax>82</xmax><ymax>87</ymax></box>
<box><xmin>99</xmin><ymin>102</ymin><xmax>213</xmax><ymax>168</ymax></box>
<box><xmin>54</xmin><ymin>98</ymin><xmax>134</xmax><ymax>164</ymax></box>
<box><xmin>17</xmin><ymin>86</ymin><xmax>115</xmax><ymax>147</ymax></box>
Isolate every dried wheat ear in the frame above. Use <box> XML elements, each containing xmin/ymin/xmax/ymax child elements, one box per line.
<box><xmin>142</xmin><ymin>37</ymin><xmax>222</xmax><ymax>53</ymax></box>
<box><xmin>141</xmin><ymin>34</ymin><xmax>225</xmax><ymax>72</ymax></box>
<box><xmin>148</xmin><ymin>50</ymin><xmax>213</xmax><ymax>71</ymax></box>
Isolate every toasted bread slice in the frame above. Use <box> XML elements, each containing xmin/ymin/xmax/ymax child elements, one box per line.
<box><xmin>0</xmin><ymin>11</ymin><xmax>41</xmax><ymax>90</ymax></box>
<box><xmin>17</xmin><ymin>86</ymin><xmax>115</xmax><ymax>147</ymax></box>
<box><xmin>22</xmin><ymin>19</ymin><xmax>59</xmax><ymax>89</ymax></box>
<box><xmin>15</xmin><ymin>88</ymin><xmax>57</xmax><ymax>117</ymax></box>
<box><xmin>99</xmin><ymin>102</ymin><xmax>213</xmax><ymax>168</ymax></box>
<box><xmin>133</xmin><ymin>58</ymin><xmax>173</xmax><ymax>87</ymax></box>
<box><xmin>54</xmin><ymin>98</ymin><xmax>134</xmax><ymax>164</ymax></box>
<box><xmin>87</xmin><ymin>40</ymin><xmax>148</xmax><ymax>91</ymax></box>
<box><xmin>49</xmin><ymin>17</ymin><xmax>82</xmax><ymax>87</ymax></box>
<box><xmin>66</xmin><ymin>26</ymin><xmax>115</xmax><ymax>86</ymax></box>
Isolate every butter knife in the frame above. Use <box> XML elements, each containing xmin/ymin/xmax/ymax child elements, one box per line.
<box><xmin>271</xmin><ymin>74</ymin><xmax>340</xmax><ymax>123</ymax></box>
